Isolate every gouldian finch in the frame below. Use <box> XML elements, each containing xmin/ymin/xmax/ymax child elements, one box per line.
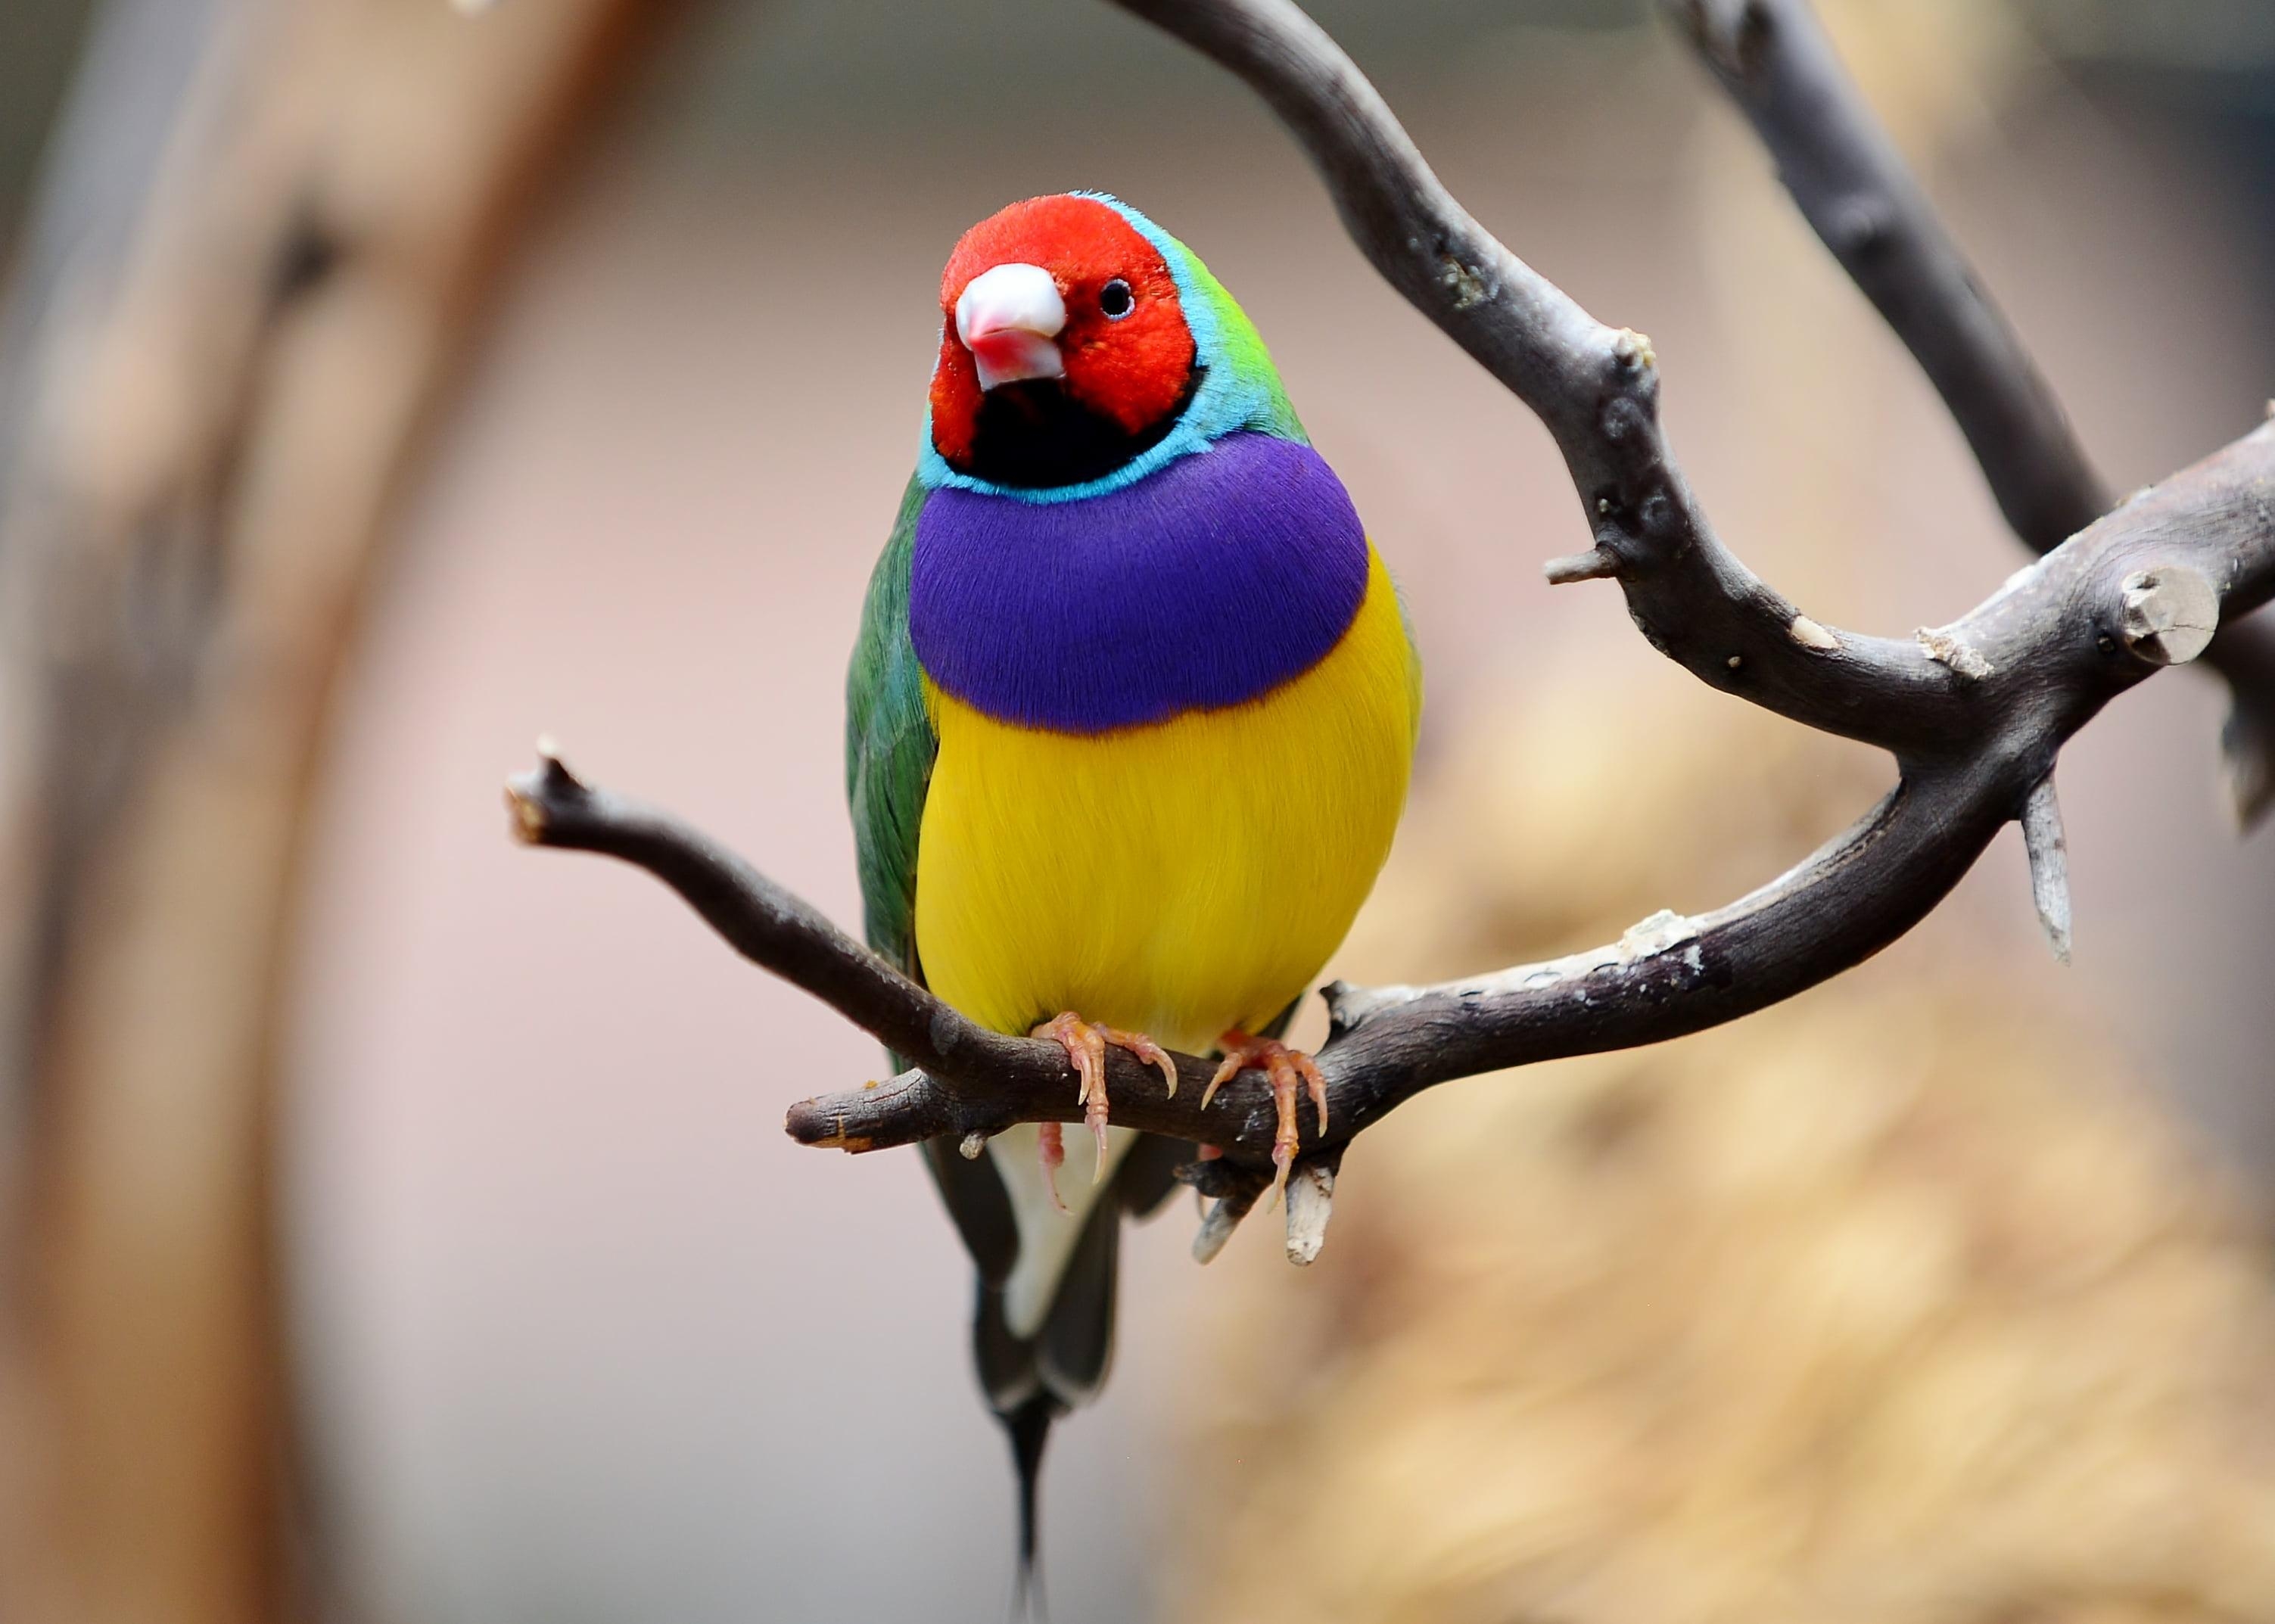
<box><xmin>845</xmin><ymin>193</ymin><xmax>1421</xmax><ymax>1579</ymax></box>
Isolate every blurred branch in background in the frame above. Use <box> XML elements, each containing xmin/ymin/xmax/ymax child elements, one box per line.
<box><xmin>0</xmin><ymin>0</ymin><xmax>98</xmax><ymax>265</ymax></box>
<box><xmin>2018</xmin><ymin>0</ymin><xmax>2275</xmax><ymax>85</ymax></box>
<box><xmin>0</xmin><ymin>1</ymin><xmax>679</xmax><ymax>1619</ymax></box>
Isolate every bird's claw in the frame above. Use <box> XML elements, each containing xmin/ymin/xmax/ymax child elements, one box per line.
<box><xmin>1204</xmin><ymin>1029</ymin><xmax>1327</xmax><ymax>1209</ymax></box>
<box><xmin>1035</xmin><ymin>1121</ymin><xmax>1069</xmax><ymax>1215</ymax></box>
<box><xmin>1031</xmin><ymin>1012</ymin><xmax>1178</xmax><ymax>1193</ymax></box>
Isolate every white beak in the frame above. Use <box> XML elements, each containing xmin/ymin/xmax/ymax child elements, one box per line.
<box><xmin>954</xmin><ymin>262</ymin><xmax>1066</xmax><ymax>391</ymax></box>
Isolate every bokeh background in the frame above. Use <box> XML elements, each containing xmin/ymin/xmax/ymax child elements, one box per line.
<box><xmin>2</xmin><ymin>2</ymin><xmax>2273</xmax><ymax>1622</ymax></box>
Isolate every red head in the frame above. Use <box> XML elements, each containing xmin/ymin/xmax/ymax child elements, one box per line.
<box><xmin>929</xmin><ymin>194</ymin><xmax>1199</xmax><ymax>487</ymax></box>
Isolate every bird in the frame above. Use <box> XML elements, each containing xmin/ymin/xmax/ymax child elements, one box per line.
<box><xmin>844</xmin><ymin>191</ymin><xmax>1421</xmax><ymax>1593</ymax></box>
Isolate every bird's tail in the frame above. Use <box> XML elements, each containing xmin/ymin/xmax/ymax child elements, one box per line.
<box><xmin>1002</xmin><ymin>1396</ymin><xmax>1056</xmax><ymax>1619</ymax></box>
<box><xmin>967</xmin><ymin>1132</ymin><xmax>1197</xmax><ymax>1619</ymax></box>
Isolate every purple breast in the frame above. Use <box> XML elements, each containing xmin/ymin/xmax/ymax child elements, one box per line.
<box><xmin>909</xmin><ymin>433</ymin><xmax>1369</xmax><ymax>734</ymax></box>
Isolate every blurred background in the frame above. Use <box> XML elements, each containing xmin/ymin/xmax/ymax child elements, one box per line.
<box><xmin>2</xmin><ymin>1</ymin><xmax>2273</xmax><ymax>1621</ymax></box>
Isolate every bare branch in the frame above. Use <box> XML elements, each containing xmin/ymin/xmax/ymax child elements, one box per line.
<box><xmin>507</xmin><ymin>0</ymin><xmax>2275</xmax><ymax>1243</ymax></box>
<box><xmin>1663</xmin><ymin>0</ymin><xmax>2101</xmax><ymax>546</ymax></box>
<box><xmin>2021</xmin><ymin>776</ymin><xmax>2071</xmax><ymax>964</ymax></box>
<box><xmin>503</xmin><ymin>751</ymin><xmax>1075</xmax><ymax>1125</ymax></box>
<box><xmin>2213</xmin><ymin>623</ymin><xmax>2275</xmax><ymax>827</ymax></box>
<box><xmin>1284</xmin><ymin>1156</ymin><xmax>1339</xmax><ymax>1266</ymax></box>
<box><xmin>1100</xmin><ymin>0</ymin><xmax>1967</xmax><ymax>758</ymax></box>
<box><xmin>507</xmin><ymin>757</ymin><xmax>1950</xmax><ymax>1162</ymax></box>
<box><xmin>507</xmin><ymin>415</ymin><xmax>2275</xmax><ymax>1165</ymax></box>
<box><xmin>1193</xmin><ymin>1182</ymin><xmax>1262</xmax><ymax>1264</ymax></box>
<box><xmin>1542</xmin><ymin>549</ymin><xmax>1620</xmax><ymax>586</ymax></box>
<box><xmin>1660</xmin><ymin>0</ymin><xmax>2275</xmax><ymax>823</ymax></box>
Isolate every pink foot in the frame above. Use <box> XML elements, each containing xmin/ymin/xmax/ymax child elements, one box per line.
<box><xmin>1031</xmin><ymin>1012</ymin><xmax>1179</xmax><ymax>1187</ymax></box>
<box><xmin>1202</xmin><ymin>1030</ymin><xmax>1327</xmax><ymax>1207</ymax></box>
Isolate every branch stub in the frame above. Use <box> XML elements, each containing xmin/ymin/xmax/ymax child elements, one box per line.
<box><xmin>2020</xmin><ymin>776</ymin><xmax>2072</xmax><ymax>963</ymax></box>
<box><xmin>1284</xmin><ymin>1161</ymin><xmax>1337</xmax><ymax>1266</ymax></box>
<box><xmin>2118</xmin><ymin>565</ymin><xmax>2219</xmax><ymax>666</ymax></box>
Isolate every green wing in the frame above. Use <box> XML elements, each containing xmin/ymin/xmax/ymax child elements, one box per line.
<box><xmin>846</xmin><ymin>475</ymin><xmax>1023</xmax><ymax>1285</ymax></box>
<box><xmin>845</xmin><ymin>474</ymin><xmax>937</xmax><ymax>978</ymax></box>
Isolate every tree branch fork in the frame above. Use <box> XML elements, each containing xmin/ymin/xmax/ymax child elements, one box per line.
<box><xmin>512</xmin><ymin>419</ymin><xmax>2269</xmax><ymax>1140</ymax></box>
<box><xmin>505</xmin><ymin>0</ymin><xmax>2275</xmax><ymax>1261</ymax></box>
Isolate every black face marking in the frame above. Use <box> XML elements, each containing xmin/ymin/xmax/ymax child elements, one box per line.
<box><xmin>963</xmin><ymin>366</ymin><xmax>1204</xmax><ymax>488</ymax></box>
<box><xmin>1099</xmin><ymin>278</ymin><xmax>1134</xmax><ymax>319</ymax></box>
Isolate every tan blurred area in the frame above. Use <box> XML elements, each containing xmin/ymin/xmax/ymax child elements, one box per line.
<box><xmin>1173</xmin><ymin>670</ymin><xmax>2275</xmax><ymax>1623</ymax></box>
<box><xmin>0</xmin><ymin>2</ymin><xmax>2272</xmax><ymax>1622</ymax></box>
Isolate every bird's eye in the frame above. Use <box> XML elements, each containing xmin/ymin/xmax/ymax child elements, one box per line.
<box><xmin>1099</xmin><ymin>278</ymin><xmax>1134</xmax><ymax>319</ymax></box>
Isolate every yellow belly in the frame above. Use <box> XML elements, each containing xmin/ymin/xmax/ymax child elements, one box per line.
<box><xmin>914</xmin><ymin>545</ymin><xmax>1419</xmax><ymax>1055</ymax></box>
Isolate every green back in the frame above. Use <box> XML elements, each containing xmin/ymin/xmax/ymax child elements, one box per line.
<box><xmin>845</xmin><ymin>475</ymin><xmax>936</xmax><ymax>976</ymax></box>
